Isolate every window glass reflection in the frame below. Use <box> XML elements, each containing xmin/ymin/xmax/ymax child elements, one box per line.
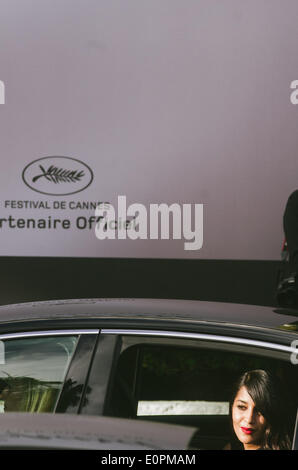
<box><xmin>0</xmin><ymin>336</ymin><xmax>78</xmax><ymax>413</ymax></box>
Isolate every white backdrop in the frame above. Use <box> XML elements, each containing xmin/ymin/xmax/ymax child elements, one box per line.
<box><xmin>0</xmin><ymin>0</ymin><xmax>298</xmax><ymax>259</ymax></box>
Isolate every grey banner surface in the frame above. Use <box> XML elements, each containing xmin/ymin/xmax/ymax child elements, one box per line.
<box><xmin>0</xmin><ymin>0</ymin><xmax>297</xmax><ymax>259</ymax></box>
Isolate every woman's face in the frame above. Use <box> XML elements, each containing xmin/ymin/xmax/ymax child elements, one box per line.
<box><xmin>232</xmin><ymin>386</ymin><xmax>267</xmax><ymax>450</ymax></box>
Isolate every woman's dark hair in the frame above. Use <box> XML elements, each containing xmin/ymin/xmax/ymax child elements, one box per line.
<box><xmin>229</xmin><ymin>369</ymin><xmax>292</xmax><ymax>450</ymax></box>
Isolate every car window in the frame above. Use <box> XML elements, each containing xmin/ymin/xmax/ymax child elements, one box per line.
<box><xmin>0</xmin><ymin>335</ymin><xmax>78</xmax><ymax>413</ymax></box>
<box><xmin>105</xmin><ymin>337</ymin><xmax>297</xmax><ymax>449</ymax></box>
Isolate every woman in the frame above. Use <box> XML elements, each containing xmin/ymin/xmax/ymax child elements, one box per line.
<box><xmin>226</xmin><ymin>369</ymin><xmax>292</xmax><ymax>450</ymax></box>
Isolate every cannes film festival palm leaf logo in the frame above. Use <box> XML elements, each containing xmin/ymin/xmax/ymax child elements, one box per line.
<box><xmin>22</xmin><ymin>157</ymin><xmax>93</xmax><ymax>196</ymax></box>
<box><xmin>32</xmin><ymin>164</ymin><xmax>85</xmax><ymax>184</ymax></box>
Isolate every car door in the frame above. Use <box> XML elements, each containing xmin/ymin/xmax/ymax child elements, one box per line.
<box><xmin>80</xmin><ymin>328</ymin><xmax>298</xmax><ymax>449</ymax></box>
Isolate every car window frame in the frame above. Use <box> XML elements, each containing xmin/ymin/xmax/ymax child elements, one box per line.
<box><xmin>83</xmin><ymin>328</ymin><xmax>298</xmax><ymax>447</ymax></box>
<box><xmin>79</xmin><ymin>333</ymin><xmax>121</xmax><ymax>416</ymax></box>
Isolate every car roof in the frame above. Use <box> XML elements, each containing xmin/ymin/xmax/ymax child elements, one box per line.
<box><xmin>0</xmin><ymin>298</ymin><xmax>296</xmax><ymax>333</ymax></box>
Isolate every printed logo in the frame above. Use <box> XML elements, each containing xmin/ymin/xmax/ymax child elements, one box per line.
<box><xmin>22</xmin><ymin>156</ymin><xmax>94</xmax><ymax>196</ymax></box>
<box><xmin>0</xmin><ymin>80</ymin><xmax>4</xmax><ymax>104</ymax></box>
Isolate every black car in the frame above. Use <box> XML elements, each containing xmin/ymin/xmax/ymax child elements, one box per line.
<box><xmin>0</xmin><ymin>298</ymin><xmax>296</xmax><ymax>449</ymax></box>
<box><xmin>0</xmin><ymin>413</ymin><xmax>197</xmax><ymax>450</ymax></box>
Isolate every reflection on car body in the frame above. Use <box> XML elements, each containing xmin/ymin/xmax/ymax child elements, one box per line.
<box><xmin>0</xmin><ymin>298</ymin><xmax>296</xmax><ymax>449</ymax></box>
<box><xmin>0</xmin><ymin>413</ymin><xmax>196</xmax><ymax>450</ymax></box>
